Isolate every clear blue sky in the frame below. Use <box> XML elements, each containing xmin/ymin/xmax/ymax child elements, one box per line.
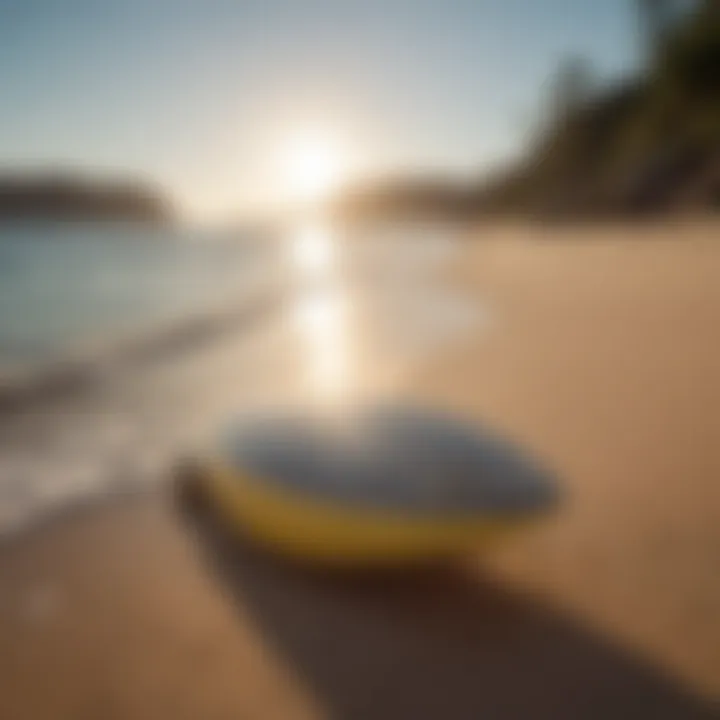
<box><xmin>0</xmin><ymin>0</ymin><xmax>640</xmax><ymax>219</ymax></box>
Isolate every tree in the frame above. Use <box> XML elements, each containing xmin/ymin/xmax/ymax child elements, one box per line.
<box><xmin>550</xmin><ymin>55</ymin><xmax>595</xmax><ymax>127</ymax></box>
<box><xmin>637</xmin><ymin>0</ymin><xmax>696</xmax><ymax>61</ymax></box>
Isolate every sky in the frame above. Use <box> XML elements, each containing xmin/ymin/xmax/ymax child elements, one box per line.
<box><xmin>0</xmin><ymin>0</ymin><xmax>640</xmax><ymax>220</ymax></box>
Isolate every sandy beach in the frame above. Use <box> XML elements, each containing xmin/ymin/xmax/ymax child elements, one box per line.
<box><xmin>1</xmin><ymin>220</ymin><xmax>719</xmax><ymax>719</ymax></box>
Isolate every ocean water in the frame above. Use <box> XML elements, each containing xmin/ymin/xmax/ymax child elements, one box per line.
<box><xmin>0</xmin><ymin>223</ymin><xmax>275</xmax><ymax>375</ymax></box>
<box><xmin>0</xmin><ymin>219</ymin><xmax>483</xmax><ymax>536</ymax></box>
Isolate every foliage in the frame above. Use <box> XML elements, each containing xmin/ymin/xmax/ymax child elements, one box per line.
<box><xmin>486</xmin><ymin>0</ymin><xmax>720</xmax><ymax>215</ymax></box>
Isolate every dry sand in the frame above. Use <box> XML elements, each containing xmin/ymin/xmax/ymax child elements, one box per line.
<box><xmin>414</xmin><ymin>219</ymin><xmax>720</xmax><ymax>697</ymax></box>
<box><xmin>0</xmin><ymin>220</ymin><xmax>719</xmax><ymax>719</ymax></box>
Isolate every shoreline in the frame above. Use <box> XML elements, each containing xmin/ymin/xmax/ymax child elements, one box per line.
<box><xmin>0</xmin><ymin>282</ymin><xmax>284</xmax><ymax>415</ymax></box>
<box><xmin>0</xmin><ymin>280</ymin><xmax>288</xmax><ymax>540</ymax></box>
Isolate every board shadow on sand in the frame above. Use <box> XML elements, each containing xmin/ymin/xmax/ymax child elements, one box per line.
<box><xmin>184</xmin><ymin>514</ymin><xmax>716</xmax><ymax>720</ymax></box>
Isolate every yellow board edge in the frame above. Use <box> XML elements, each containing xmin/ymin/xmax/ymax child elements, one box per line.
<box><xmin>203</xmin><ymin>461</ymin><xmax>547</xmax><ymax>564</ymax></box>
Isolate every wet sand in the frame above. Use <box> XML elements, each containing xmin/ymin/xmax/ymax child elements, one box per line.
<box><xmin>1</xmin><ymin>220</ymin><xmax>719</xmax><ymax>718</ymax></box>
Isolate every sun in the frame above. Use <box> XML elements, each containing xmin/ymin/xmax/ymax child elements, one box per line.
<box><xmin>282</xmin><ymin>133</ymin><xmax>347</xmax><ymax>204</ymax></box>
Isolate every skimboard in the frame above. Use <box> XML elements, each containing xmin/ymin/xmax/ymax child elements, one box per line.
<box><xmin>175</xmin><ymin>404</ymin><xmax>558</xmax><ymax>564</ymax></box>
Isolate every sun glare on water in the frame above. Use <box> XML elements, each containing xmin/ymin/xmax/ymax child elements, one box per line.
<box><xmin>292</xmin><ymin>224</ymin><xmax>333</xmax><ymax>273</ymax></box>
<box><xmin>280</xmin><ymin>129</ymin><xmax>356</xmax><ymax>401</ymax></box>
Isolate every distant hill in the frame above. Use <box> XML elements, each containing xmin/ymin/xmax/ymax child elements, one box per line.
<box><xmin>0</xmin><ymin>174</ymin><xmax>172</xmax><ymax>223</ymax></box>
<box><xmin>332</xmin><ymin>0</ymin><xmax>719</xmax><ymax>222</ymax></box>
<box><xmin>330</xmin><ymin>177</ymin><xmax>477</xmax><ymax>222</ymax></box>
<box><xmin>475</xmin><ymin>0</ymin><xmax>720</xmax><ymax>217</ymax></box>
